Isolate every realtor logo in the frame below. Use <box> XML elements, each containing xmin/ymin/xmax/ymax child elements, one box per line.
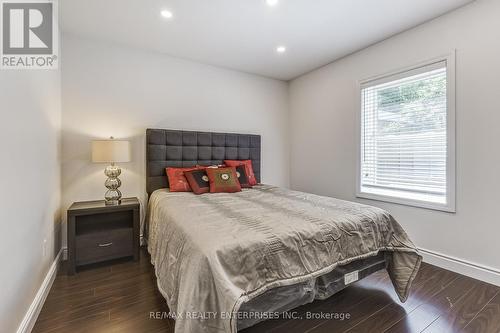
<box><xmin>1</xmin><ymin>0</ymin><xmax>58</xmax><ymax>69</ymax></box>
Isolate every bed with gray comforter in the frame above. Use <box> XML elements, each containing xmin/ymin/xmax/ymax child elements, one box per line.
<box><xmin>147</xmin><ymin>185</ymin><xmax>421</xmax><ymax>333</ymax></box>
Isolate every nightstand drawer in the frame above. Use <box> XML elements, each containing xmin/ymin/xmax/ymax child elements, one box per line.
<box><xmin>67</xmin><ymin>197</ymin><xmax>140</xmax><ymax>274</ymax></box>
<box><xmin>76</xmin><ymin>228</ymin><xmax>133</xmax><ymax>265</ymax></box>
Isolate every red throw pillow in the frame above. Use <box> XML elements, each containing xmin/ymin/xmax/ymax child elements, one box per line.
<box><xmin>224</xmin><ymin>160</ymin><xmax>257</xmax><ymax>186</ymax></box>
<box><xmin>206</xmin><ymin>167</ymin><xmax>242</xmax><ymax>193</ymax></box>
<box><xmin>184</xmin><ymin>169</ymin><xmax>210</xmax><ymax>194</ymax></box>
<box><xmin>166</xmin><ymin>167</ymin><xmax>198</xmax><ymax>192</ymax></box>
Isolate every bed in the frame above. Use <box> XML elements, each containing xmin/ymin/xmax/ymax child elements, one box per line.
<box><xmin>145</xmin><ymin>129</ymin><xmax>422</xmax><ymax>333</ymax></box>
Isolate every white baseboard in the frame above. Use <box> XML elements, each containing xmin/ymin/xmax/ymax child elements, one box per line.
<box><xmin>419</xmin><ymin>247</ymin><xmax>500</xmax><ymax>287</ymax></box>
<box><xmin>16</xmin><ymin>247</ymin><xmax>64</xmax><ymax>333</ymax></box>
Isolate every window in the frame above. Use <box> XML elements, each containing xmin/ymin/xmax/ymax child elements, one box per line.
<box><xmin>358</xmin><ymin>57</ymin><xmax>455</xmax><ymax>212</ymax></box>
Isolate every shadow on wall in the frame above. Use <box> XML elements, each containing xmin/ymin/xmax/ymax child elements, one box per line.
<box><xmin>52</xmin><ymin>209</ymin><xmax>62</xmax><ymax>258</ymax></box>
<box><xmin>0</xmin><ymin>68</ymin><xmax>62</xmax><ymax>332</ymax></box>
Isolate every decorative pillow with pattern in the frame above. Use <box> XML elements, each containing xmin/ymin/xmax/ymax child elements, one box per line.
<box><xmin>206</xmin><ymin>167</ymin><xmax>242</xmax><ymax>193</ymax></box>
<box><xmin>166</xmin><ymin>167</ymin><xmax>198</xmax><ymax>192</ymax></box>
<box><xmin>223</xmin><ymin>160</ymin><xmax>257</xmax><ymax>186</ymax></box>
<box><xmin>184</xmin><ymin>169</ymin><xmax>210</xmax><ymax>194</ymax></box>
<box><xmin>235</xmin><ymin>165</ymin><xmax>252</xmax><ymax>188</ymax></box>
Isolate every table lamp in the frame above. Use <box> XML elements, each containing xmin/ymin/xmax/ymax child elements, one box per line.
<box><xmin>91</xmin><ymin>137</ymin><xmax>131</xmax><ymax>205</ymax></box>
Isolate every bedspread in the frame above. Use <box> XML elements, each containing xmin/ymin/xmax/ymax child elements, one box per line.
<box><xmin>147</xmin><ymin>185</ymin><xmax>421</xmax><ymax>333</ymax></box>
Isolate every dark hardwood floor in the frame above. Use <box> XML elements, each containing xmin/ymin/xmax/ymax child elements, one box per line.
<box><xmin>33</xmin><ymin>249</ymin><xmax>500</xmax><ymax>333</ymax></box>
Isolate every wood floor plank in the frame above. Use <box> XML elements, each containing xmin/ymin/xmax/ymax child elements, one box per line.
<box><xmin>463</xmin><ymin>291</ymin><xmax>500</xmax><ymax>333</ymax></box>
<box><xmin>37</xmin><ymin>284</ymin><xmax>160</xmax><ymax>325</ymax></box>
<box><xmin>38</xmin><ymin>263</ymin><xmax>159</xmax><ymax>324</ymax></box>
<box><xmin>384</xmin><ymin>273</ymin><xmax>477</xmax><ymax>333</ymax></box>
<box><xmin>47</xmin><ymin>263</ymin><xmax>152</xmax><ymax>299</ymax></box>
<box><xmin>343</xmin><ymin>264</ymin><xmax>463</xmax><ymax>333</ymax></box>
<box><xmin>307</xmin><ymin>263</ymin><xmax>457</xmax><ymax>332</ymax></box>
<box><xmin>423</xmin><ymin>281</ymin><xmax>500</xmax><ymax>333</ymax></box>
<box><xmin>32</xmin><ymin>310</ymin><xmax>111</xmax><ymax>333</ymax></box>
<box><xmin>32</xmin><ymin>250</ymin><xmax>172</xmax><ymax>333</ymax></box>
<box><xmin>303</xmin><ymin>266</ymin><xmax>441</xmax><ymax>333</ymax></box>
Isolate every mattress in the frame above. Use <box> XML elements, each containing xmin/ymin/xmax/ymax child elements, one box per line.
<box><xmin>147</xmin><ymin>185</ymin><xmax>421</xmax><ymax>333</ymax></box>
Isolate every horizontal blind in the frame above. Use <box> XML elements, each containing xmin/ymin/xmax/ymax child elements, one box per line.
<box><xmin>361</xmin><ymin>62</ymin><xmax>447</xmax><ymax>203</ymax></box>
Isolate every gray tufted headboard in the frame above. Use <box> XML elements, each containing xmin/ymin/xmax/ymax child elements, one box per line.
<box><xmin>146</xmin><ymin>129</ymin><xmax>261</xmax><ymax>196</ymax></box>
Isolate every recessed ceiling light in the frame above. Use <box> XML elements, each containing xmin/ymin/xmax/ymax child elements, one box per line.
<box><xmin>276</xmin><ymin>46</ymin><xmax>286</xmax><ymax>53</ymax></box>
<box><xmin>161</xmin><ymin>10</ymin><xmax>173</xmax><ymax>19</ymax></box>
<box><xmin>266</xmin><ymin>0</ymin><xmax>279</xmax><ymax>6</ymax></box>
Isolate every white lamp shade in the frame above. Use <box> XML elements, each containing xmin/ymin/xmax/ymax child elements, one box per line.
<box><xmin>92</xmin><ymin>140</ymin><xmax>131</xmax><ymax>163</ymax></box>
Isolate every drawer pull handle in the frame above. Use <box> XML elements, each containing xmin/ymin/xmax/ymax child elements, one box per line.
<box><xmin>98</xmin><ymin>242</ymin><xmax>113</xmax><ymax>247</ymax></box>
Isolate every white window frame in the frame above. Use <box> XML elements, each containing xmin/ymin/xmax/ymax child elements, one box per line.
<box><xmin>355</xmin><ymin>52</ymin><xmax>456</xmax><ymax>212</ymax></box>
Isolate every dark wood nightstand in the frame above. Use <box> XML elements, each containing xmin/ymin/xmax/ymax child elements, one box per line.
<box><xmin>67</xmin><ymin>197</ymin><xmax>140</xmax><ymax>275</ymax></box>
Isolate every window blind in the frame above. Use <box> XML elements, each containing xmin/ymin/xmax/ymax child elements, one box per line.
<box><xmin>360</xmin><ymin>61</ymin><xmax>448</xmax><ymax>205</ymax></box>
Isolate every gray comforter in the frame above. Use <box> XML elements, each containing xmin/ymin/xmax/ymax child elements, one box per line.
<box><xmin>147</xmin><ymin>185</ymin><xmax>421</xmax><ymax>333</ymax></box>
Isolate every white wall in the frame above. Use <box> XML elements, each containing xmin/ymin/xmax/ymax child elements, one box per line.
<box><xmin>61</xmin><ymin>34</ymin><xmax>290</xmax><ymax>242</ymax></box>
<box><xmin>289</xmin><ymin>0</ymin><xmax>500</xmax><ymax>280</ymax></box>
<box><xmin>0</xmin><ymin>69</ymin><xmax>61</xmax><ymax>330</ymax></box>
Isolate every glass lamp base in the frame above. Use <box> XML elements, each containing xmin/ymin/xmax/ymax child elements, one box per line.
<box><xmin>104</xmin><ymin>164</ymin><xmax>123</xmax><ymax>205</ymax></box>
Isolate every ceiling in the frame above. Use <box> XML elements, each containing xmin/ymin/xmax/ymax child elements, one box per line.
<box><xmin>61</xmin><ymin>0</ymin><xmax>474</xmax><ymax>81</ymax></box>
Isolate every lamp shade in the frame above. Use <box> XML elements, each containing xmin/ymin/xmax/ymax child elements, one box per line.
<box><xmin>92</xmin><ymin>140</ymin><xmax>131</xmax><ymax>163</ymax></box>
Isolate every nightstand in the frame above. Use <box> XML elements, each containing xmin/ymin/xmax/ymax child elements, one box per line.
<box><xmin>67</xmin><ymin>197</ymin><xmax>140</xmax><ymax>275</ymax></box>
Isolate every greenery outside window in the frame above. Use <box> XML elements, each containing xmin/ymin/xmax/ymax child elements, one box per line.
<box><xmin>357</xmin><ymin>56</ymin><xmax>456</xmax><ymax>212</ymax></box>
